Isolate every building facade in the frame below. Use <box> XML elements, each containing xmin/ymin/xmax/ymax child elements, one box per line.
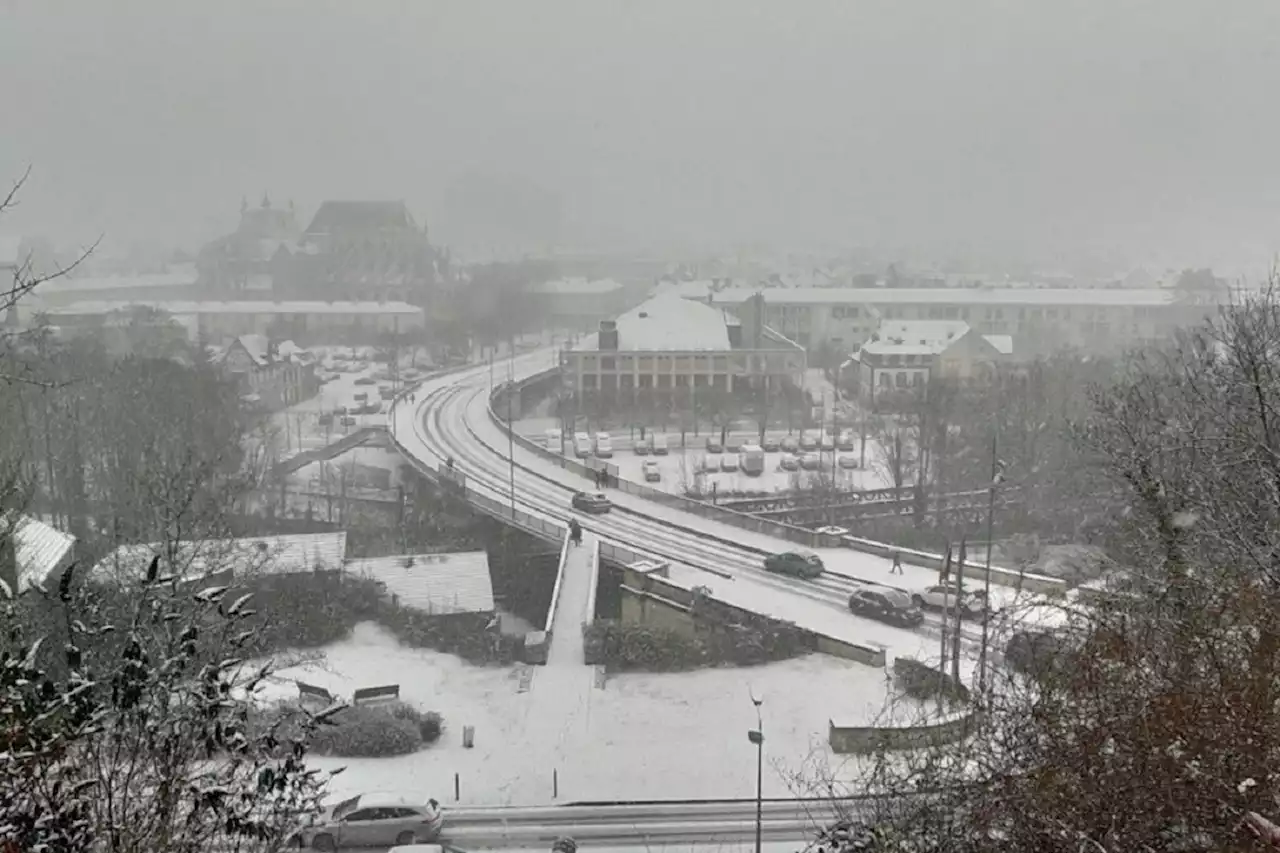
<box><xmin>693</xmin><ymin>286</ymin><xmax>1214</xmax><ymax>355</ymax></box>
<box><xmin>558</xmin><ymin>293</ymin><xmax>806</xmax><ymax>420</ymax></box>
<box><xmin>848</xmin><ymin>320</ymin><xmax>1014</xmax><ymax>412</ymax></box>
<box><xmin>213</xmin><ymin>334</ymin><xmax>319</xmax><ymax>410</ymax></box>
<box><xmin>40</xmin><ymin>300</ymin><xmax>425</xmax><ymax>346</ymax></box>
<box><xmin>197</xmin><ymin>195</ymin><xmax>301</xmax><ymax>296</ymax></box>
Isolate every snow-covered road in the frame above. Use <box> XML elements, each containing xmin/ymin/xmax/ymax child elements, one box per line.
<box><xmin>390</xmin><ymin>351</ymin><xmax>994</xmax><ymax>665</ymax></box>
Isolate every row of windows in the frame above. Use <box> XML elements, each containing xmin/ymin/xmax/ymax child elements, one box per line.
<box><xmin>571</xmin><ymin>354</ymin><xmax>798</xmax><ymax>373</ymax></box>
<box><xmin>581</xmin><ymin>373</ymin><xmax>755</xmax><ymax>390</ymax></box>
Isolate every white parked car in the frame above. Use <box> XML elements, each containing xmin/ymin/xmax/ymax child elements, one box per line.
<box><xmin>799</xmin><ymin>432</ymin><xmax>820</xmax><ymax>451</ymax></box>
<box><xmin>573</xmin><ymin>432</ymin><xmax>592</xmax><ymax>458</ymax></box>
<box><xmin>779</xmin><ymin>454</ymin><xmax>800</xmax><ymax>471</ymax></box>
<box><xmin>642</xmin><ymin>460</ymin><xmax>661</xmax><ymax>482</ymax></box>
<box><xmin>800</xmin><ymin>452</ymin><xmax>822</xmax><ymax>470</ymax></box>
<box><xmin>820</xmin><ymin>433</ymin><xmax>836</xmax><ymax>451</ymax></box>
<box><xmin>838</xmin><ymin>455</ymin><xmax>860</xmax><ymax>469</ymax></box>
<box><xmin>594</xmin><ymin>432</ymin><xmax>613</xmax><ymax>458</ymax></box>
<box><xmin>721</xmin><ymin>453</ymin><xmax>740</xmax><ymax>472</ymax></box>
<box><xmin>911</xmin><ymin>584</ymin><xmax>985</xmax><ymax>616</ymax></box>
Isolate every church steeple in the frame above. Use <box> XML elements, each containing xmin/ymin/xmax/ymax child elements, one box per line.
<box><xmin>261</xmin><ymin>192</ymin><xmax>272</xmax><ymax>209</ymax></box>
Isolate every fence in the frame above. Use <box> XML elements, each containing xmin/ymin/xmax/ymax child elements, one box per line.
<box><xmin>486</xmin><ymin>368</ymin><xmax>1067</xmax><ymax>596</ymax></box>
<box><xmin>583</xmin><ymin>538</ymin><xmax>601</xmax><ymax>629</ymax></box>
<box><xmin>544</xmin><ymin>528</ymin><xmax>573</xmax><ymax>635</ymax></box>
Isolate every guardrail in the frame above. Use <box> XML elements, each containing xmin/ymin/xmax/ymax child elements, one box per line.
<box><xmin>828</xmin><ymin>709</ymin><xmax>977</xmax><ymax>755</ymax></box>
<box><xmin>584</xmin><ymin>538</ymin><xmax>601</xmax><ymax>629</ymax></box>
<box><xmin>544</xmin><ymin>528</ymin><xmax>572</xmax><ymax>636</ymax></box>
<box><xmin>488</xmin><ymin>369</ymin><xmax>1066</xmax><ymax>596</ymax></box>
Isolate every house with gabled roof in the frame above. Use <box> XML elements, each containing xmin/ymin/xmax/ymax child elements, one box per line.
<box><xmin>211</xmin><ymin>333</ymin><xmax>318</xmax><ymax>409</ymax></box>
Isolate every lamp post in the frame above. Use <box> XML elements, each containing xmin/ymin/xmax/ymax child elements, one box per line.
<box><xmin>747</xmin><ymin>694</ymin><xmax>764</xmax><ymax>853</ymax></box>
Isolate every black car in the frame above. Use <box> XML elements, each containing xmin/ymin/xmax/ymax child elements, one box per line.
<box><xmin>571</xmin><ymin>492</ymin><xmax>613</xmax><ymax>515</ymax></box>
<box><xmin>705</xmin><ymin>435</ymin><xmax>723</xmax><ymax>453</ymax></box>
<box><xmin>354</xmin><ymin>376</ymin><xmax>377</xmax><ymax>385</ymax></box>
<box><xmin>763</xmin><ymin>551</ymin><xmax>825</xmax><ymax>580</ymax></box>
<box><xmin>847</xmin><ymin>586</ymin><xmax>925</xmax><ymax>627</ymax></box>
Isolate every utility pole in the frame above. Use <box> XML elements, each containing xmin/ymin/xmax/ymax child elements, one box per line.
<box><xmin>507</xmin><ymin>334</ymin><xmax>517</xmax><ymax>520</ymax></box>
<box><xmin>747</xmin><ymin>693</ymin><xmax>764</xmax><ymax>853</ymax></box>
<box><xmin>828</xmin><ymin>398</ymin><xmax>839</xmax><ymax>527</ymax></box>
<box><xmin>978</xmin><ymin>430</ymin><xmax>1002</xmax><ymax>699</ymax></box>
<box><xmin>939</xmin><ymin>543</ymin><xmax>952</xmax><ymax>711</ymax></box>
<box><xmin>952</xmin><ymin>537</ymin><xmax>966</xmax><ymax>683</ymax></box>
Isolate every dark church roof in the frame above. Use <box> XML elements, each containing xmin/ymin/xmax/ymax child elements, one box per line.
<box><xmin>305</xmin><ymin>201</ymin><xmax>416</xmax><ymax>236</ymax></box>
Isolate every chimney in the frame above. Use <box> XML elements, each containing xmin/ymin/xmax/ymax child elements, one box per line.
<box><xmin>599</xmin><ymin>319</ymin><xmax>619</xmax><ymax>351</ymax></box>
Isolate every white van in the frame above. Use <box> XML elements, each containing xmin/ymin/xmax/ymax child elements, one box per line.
<box><xmin>594</xmin><ymin>432</ymin><xmax>613</xmax><ymax>458</ymax></box>
<box><xmin>545</xmin><ymin>428</ymin><xmax>563</xmax><ymax>453</ymax></box>
<box><xmin>741</xmin><ymin>444</ymin><xmax>765</xmax><ymax>476</ymax></box>
<box><xmin>650</xmin><ymin>433</ymin><xmax>669</xmax><ymax>455</ymax></box>
<box><xmin>573</xmin><ymin>432</ymin><xmax>592</xmax><ymax>458</ymax></box>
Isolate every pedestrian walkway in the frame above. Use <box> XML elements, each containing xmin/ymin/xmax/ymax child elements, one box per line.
<box><xmin>545</xmin><ymin>531</ymin><xmax>598</xmax><ymax>667</ymax></box>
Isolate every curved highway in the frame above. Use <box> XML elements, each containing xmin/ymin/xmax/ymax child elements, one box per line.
<box><xmin>392</xmin><ymin>351</ymin><xmax>971</xmax><ymax>660</ymax></box>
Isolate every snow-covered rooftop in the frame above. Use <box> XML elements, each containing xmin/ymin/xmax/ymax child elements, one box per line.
<box><xmin>860</xmin><ymin>320</ymin><xmax>971</xmax><ymax>355</ymax></box>
<box><xmin>41</xmin><ymin>299</ymin><xmax>425</xmax><ymax>316</ymax></box>
<box><xmin>533</xmin><ymin>277</ymin><xmax>623</xmax><ymax>295</ymax></box>
<box><xmin>4</xmin><ymin>515</ymin><xmax>75</xmax><ymax>594</ymax></box>
<box><xmin>91</xmin><ymin>532</ymin><xmax>348</xmax><ymax>583</ymax></box>
<box><xmin>704</xmin><ymin>286</ymin><xmax>1180</xmax><ymax>308</ymax></box>
<box><xmin>37</xmin><ymin>272</ymin><xmax>198</xmax><ymax>293</ymax></box>
<box><xmin>611</xmin><ymin>293</ymin><xmax>732</xmax><ymax>351</ymax></box>
<box><xmin>345</xmin><ymin>551</ymin><xmax>494</xmax><ymax>615</ymax></box>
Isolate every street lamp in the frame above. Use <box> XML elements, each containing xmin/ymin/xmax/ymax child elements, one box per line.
<box><xmin>747</xmin><ymin>693</ymin><xmax>764</xmax><ymax>853</ymax></box>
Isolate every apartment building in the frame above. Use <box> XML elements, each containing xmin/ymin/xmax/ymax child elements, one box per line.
<box><xmin>847</xmin><ymin>320</ymin><xmax>1014</xmax><ymax>412</ymax></box>
<box><xmin>694</xmin><ymin>286</ymin><xmax>1213</xmax><ymax>354</ymax></box>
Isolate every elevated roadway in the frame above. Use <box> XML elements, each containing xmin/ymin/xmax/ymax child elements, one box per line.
<box><xmin>390</xmin><ymin>352</ymin><xmax>981</xmax><ymax>661</ymax></box>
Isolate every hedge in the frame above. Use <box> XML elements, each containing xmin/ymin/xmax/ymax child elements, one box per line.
<box><xmin>258</xmin><ymin>700</ymin><xmax>444</xmax><ymax>758</ymax></box>
<box><xmin>584</xmin><ymin>618</ymin><xmax>809</xmax><ymax>672</ymax></box>
<box><xmin>892</xmin><ymin>657</ymin><xmax>971</xmax><ymax>705</ymax></box>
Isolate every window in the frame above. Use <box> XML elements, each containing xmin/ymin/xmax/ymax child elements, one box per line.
<box><xmin>879</xmin><ymin>372</ymin><xmax>892</xmax><ymax>388</ymax></box>
<box><xmin>601</xmin><ymin>356</ymin><xmax>616</xmax><ymax>370</ymax></box>
<box><xmin>912</xmin><ymin>373</ymin><xmax>924</xmax><ymax>386</ymax></box>
<box><xmin>896</xmin><ymin>372</ymin><xmax>908</xmax><ymax>388</ymax></box>
<box><xmin>345</xmin><ymin>809</ymin><xmax>378</xmax><ymax>822</ymax></box>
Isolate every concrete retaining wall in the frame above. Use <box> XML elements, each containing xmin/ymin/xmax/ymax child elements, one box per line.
<box><xmin>828</xmin><ymin>710</ymin><xmax>976</xmax><ymax>754</ymax></box>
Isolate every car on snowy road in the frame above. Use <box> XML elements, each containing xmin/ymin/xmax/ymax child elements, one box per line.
<box><xmin>763</xmin><ymin>551</ymin><xmax>825</xmax><ymax>580</ymax></box>
<box><xmin>847</xmin><ymin>586</ymin><xmax>925</xmax><ymax>627</ymax></box>
<box><xmin>642</xmin><ymin>460</ymin><xmax>661</xmax><ymax>482</ymax></box>
<box><xmin>571</xmin><ymin>491</ymin><xmax>613</xmax><ymax>515</ymax></box>
<box><xmin>292</xmin><ymin>793</ymin><xmax>443</xmax><ymax>850</ymax></box>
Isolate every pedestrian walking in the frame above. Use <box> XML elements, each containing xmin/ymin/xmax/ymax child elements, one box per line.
<box><xmin>891</xmin><ymin>551</ymin><xmax>903</xmax><ymax>574</ymax></box>
<box><xmin>569</xmin><ymin>519</ymin><xmax>582</xmax><ymax>547</ymax></box>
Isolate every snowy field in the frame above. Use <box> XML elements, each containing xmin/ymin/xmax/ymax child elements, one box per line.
<box><xmin>261</xmin><ymin>623</ymin><xmax>910</xmax><ymax>806</ymax></box>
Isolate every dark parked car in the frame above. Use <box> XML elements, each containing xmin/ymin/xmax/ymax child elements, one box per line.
<box><xmin>705</xmin><ymin>435</ymin><xmax>723</xmax><ymax>453</ymax></box>
<box><xmin>761</xmin><ymin>435</ymin><xmax>780</xmax><ymax>452</ymax></box>
<box><xmin>571</xmin><ymin>491</ymin><xmax>613</xmax><ymax>515</ymax></box>
<box><xmin>354</xmin><ymin>376</ymin><xmax>377</xmax><ymax>385</ymax></box>
<box><xmin>763</xmin><ymin>551</ymin><xmax>825</xmax><ymax>580</ymax></box>
<box><xmin>847</xmin><ymin>586</ymin><xmax>925</xmax><ymax>627</ymax></box>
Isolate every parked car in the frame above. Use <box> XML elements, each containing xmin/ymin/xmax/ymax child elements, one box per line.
<box><xmin>780</xmin><ymin>435</ymin><xmax>800</xmax><ymax>453</ymax></box>
<box><xmin>379</xmin><ymin>386</ymin><xmax>396</xmax><ymax>400</ymax></box>
<box><xmin>642</xmin><ymin>460</ymin><xmax>661</xmax><ymax>482</ymax></box>
<box><xmin>764</xmin><ymin>551</ymin><xmax>825</xmax><ymax>580</ymax></box>
<box><xmin>820</xmin><ymin>433</ymin><xmax>836</xmax><ymax>452</ymax></box>
<box><xmin>836</xmin><ymin>430</ymin><xmax>855</xmax><ymax>452</ymax></box>
<box><xmin>911</xmin><ymin>584</ymin><xmax>984</xmax><ymax>615</ymax></box>
<box><xmin>317</xmin><ymin>413</ymin><xmax>334</xmax><ymax>427</ymax></box>
<box><xmin>571</xmin><ymin>491</ymin><xmax>613</xmax><ymax>514</ymax></box>
<box><xmin>761</xmin><ymin>435</ymin><xmax>780</xmax><ymax>452</ymax></box>
<box><xmin>705</xmin><ymin>435</ymin><xmax>723</xmax><ymax>453</ymax></box>
<box><xmin>837</xmin><ymin>455</ymin><xmax>860</xmax><ymax>470</ymax></box>
<box><xmin>573</xmin><ymin>432</ymin><xmax>592</xmax><ymax>458</ymax></box>
<box><xmin>698</xmin><ymin>455</ymin><xmax>717</xmax><ymax>473</ymax></box>
<box><xmin>650</xmin><ymin>433</ymin><xmax>669</xmax><ymax>455</ymax></box>
<box><xmin>354</xmin><ymin>376</ymin><xmax>377</xmax><ymax>386</ymax></box>
<box><xmin>847</xmin><ymin>587</ymin><xmax>925</xmax><ymax>627</ymax></box>
<box><xmin>721</xmin><ymin>453</ymin><xmax>740</xmax><ymax>472</ymax></box>
<box><xmin>340</xmin><ymin>415</ymin><xmax>357</xmax><ymax>427</ymax></box>
<box><xmin>778</xmin><ymin>454</ymin><xmax>800</xmax><ymax>471</ymax></box>
<box><xmin>544</xmin><ymin>428</ymin><xmax>563</xmax><ymax>451</ymax></box>
<box><xmin>725</xmin><ymin>436</ymin><xmax>745</xmax><ymax>453</ymax></box>
<box><xmin>799</xmin><ymin>431</ymin><xmax>819</xmax><ymax>451</ymax></box>
<box><xmin>294</xmin><ymin>793</ymin><xmax>443</xmax><ymax>851</ymax></box>
<box><xmin>800</xmin><ymin>452</ymin><xmax>822</xmax><ymax>470</ymax></box>
<box><xmin>594</xmin><ymin>432</ymin><xmax>613</xmax><ymax>458</ymax></box>
<box><xmin>634</xmin><ymin>436</ymin><xmax>650</xmax><ymax>455</ymax></box>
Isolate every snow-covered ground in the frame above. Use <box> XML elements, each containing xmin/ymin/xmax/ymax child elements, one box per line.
<box><xmin>263</xmin><ymin>623</ymin><xmax>904</xmax><ymax>806</ymax></box>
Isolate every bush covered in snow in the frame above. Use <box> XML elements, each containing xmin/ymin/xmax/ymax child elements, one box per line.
<box><xmin>265</xmin><ymin>700</ymin><xmax>443</xmax><ymax>757</ymax></box>
<box><xmin>892</xmin><ymin>657</ymin><xmax>970</xmax><ymax>705</ymax></box>
<box><xmin>378</xmin><ymin>606</ymin><xmax>520</xmax><ymax>664</ymax></box>
<box><xmin>238</xmin><ymin>571</ymin><xmax>385</xmax><ymax>654</ymax></box>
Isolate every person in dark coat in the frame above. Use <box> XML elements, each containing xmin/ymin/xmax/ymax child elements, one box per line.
<box><xmin>569</xmin><ymin>518</ymin><xmax>582</xmax><ymax>546</ymax></box>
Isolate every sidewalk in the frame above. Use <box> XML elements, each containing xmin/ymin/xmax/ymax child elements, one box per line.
<box><xmin>545</xmin><ymin>532</ymin><xmax>598</xmax><ymax>666</ymax></box>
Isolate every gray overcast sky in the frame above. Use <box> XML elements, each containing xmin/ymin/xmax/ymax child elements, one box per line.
<box><xmin>2</xmin><ymin>0</ymin><xmax>1278</xmax><ymax>269</ymax></box>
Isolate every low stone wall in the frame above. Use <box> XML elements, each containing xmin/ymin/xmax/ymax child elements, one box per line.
<box><xmin>828</xmin><ymin>710</ymin><xmax>977</xmax><ymax>755</ymax></box>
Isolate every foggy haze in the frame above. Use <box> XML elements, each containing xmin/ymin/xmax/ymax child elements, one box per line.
<box><xmin>2</xmin><ymin>0</ymin><xmax>1278</xmax><ymax>269</ymax></box>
